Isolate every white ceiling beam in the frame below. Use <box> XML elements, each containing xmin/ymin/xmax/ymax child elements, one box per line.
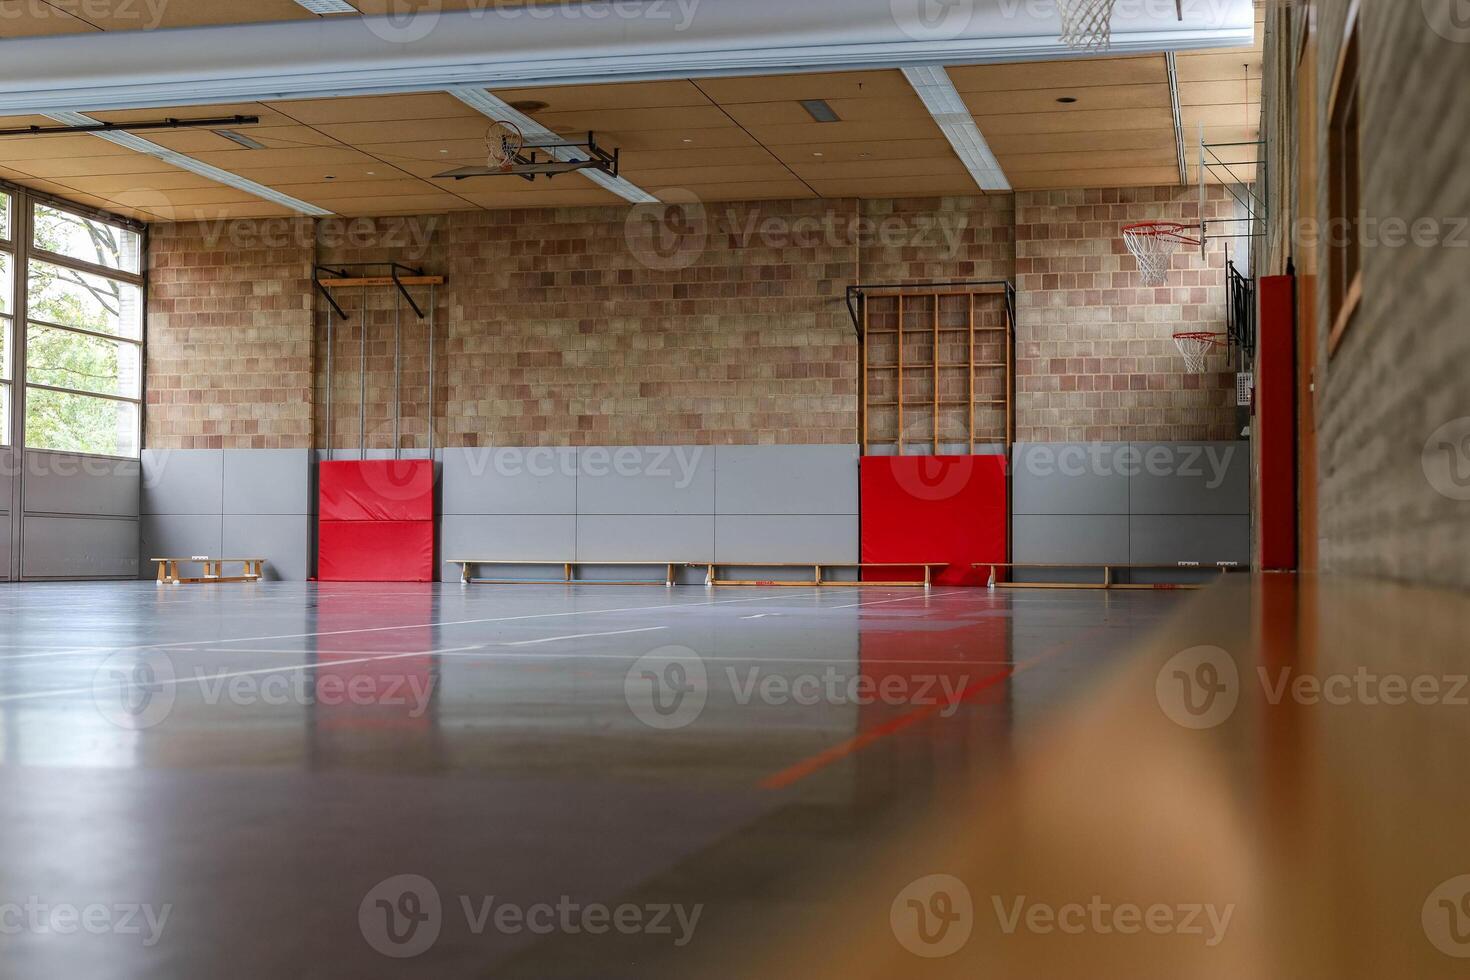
<box><xmin>900</xmin><ymin>66</ymin><xmax>1008</xmax><ymax>192</ymax></box>
<box><xmin>42</xmin><ymin>110</ymin><xmax>336</xmax><ymax>217</ymax></box>
<box><xmin>0</xmin><ymin>0</ymin><xmax>1257</xmax><ymax>115</ymax></box>
<box><xmin>447</xmin><ymin>88</ymin><xmax>659</xmax><ymax>204</ymax></box>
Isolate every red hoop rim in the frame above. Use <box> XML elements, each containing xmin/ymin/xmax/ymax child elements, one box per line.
<box><xmin>1122</xmin><ymin>221</ymin><xmax>1202</xmax><ymax>246</ymax></box>
<box><xmin>1172</xmin><ymin>331</ymin><xmax>1227</xmax><ymax>345</ymax></box>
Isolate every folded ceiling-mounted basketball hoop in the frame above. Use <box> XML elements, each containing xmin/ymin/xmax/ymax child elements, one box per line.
<box><xmin>1122</xmin><ymin>221</ymin><xmax>1203</xmax><ymax>287</ymax></box>
<box><xmin>1058</xmin><ymin>0</ymin><xmax>1184</xmax><ymax>51</ymax></box>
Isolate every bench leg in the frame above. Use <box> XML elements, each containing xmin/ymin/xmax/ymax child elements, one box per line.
<box><xmin>156</xmin><ymin>562</ymin><xmax>166</xmax><ymax>585</ymax></box>
<box><xmin>461</xmin><ymin>562</ymin><xmax>471</xmax><ymax>585</ymax></box>
<box><xmin>923</xmin><ymin>566</ymin><xmax>932</xmax><ymax>591</ymax></box>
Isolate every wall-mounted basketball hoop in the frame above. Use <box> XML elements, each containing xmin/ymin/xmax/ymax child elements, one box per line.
<box><xmin>1122</xmin><ymin>221</ymin><xmax>1202</xmax><ymax>286</ymax></box>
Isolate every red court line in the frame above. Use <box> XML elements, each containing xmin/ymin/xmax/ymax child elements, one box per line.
<box><xmin>758</xmin><ymin>625</ymin><xmax>1108</xmax><ymax>791</ymax></box>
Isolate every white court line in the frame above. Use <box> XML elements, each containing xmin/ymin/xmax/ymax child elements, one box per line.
<box><xmin>827</xmin><ymin>590</ymin><xmax>970</xmax><ymax>609</ymax></box>
<box><xmin>435</xmin><ymin>651</ymin><xmax>1014</xmax><ymax>666</ymax></box>
<box><xmin>0</xmin><ymin>646</ymin><xmax>483</xmax><ymax>705</ymax></box>
<box><xmin>0</xmin><ymin>590</ymin><xmax>836</xmax><ymax>664</ymax></box>
<box><xmin>505</xmin><ymin>626</ymin><xmax>667</xmax><ymax>646</ymax></box>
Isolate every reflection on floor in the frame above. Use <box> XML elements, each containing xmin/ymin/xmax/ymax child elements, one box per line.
<box><xmin>2</xmin><ymin>581</ymin><xmax>1199</xmax><ymax>977</ymax></box>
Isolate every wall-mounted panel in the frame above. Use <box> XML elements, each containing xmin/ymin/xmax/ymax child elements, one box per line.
<box><xmin>139</xmin><ymin>514</ymin><xmax>225</xmax><ymax>567</ymax></box>
<box><xmin>1012</xmin><ymin>514</ymin><xmax>1130</xmax><ymax>565</ymax></box>
<box><xmin>441</xmin><ymin>447</ymin><xmax>577</xmax><ymax>515</ymax></box>
<box><xmin>223</xmin><ymin>515</ymin><xmax>312</xmax><ymax>582</ymax></box>
<box><xmin>438</xmin><ymin>514</ymin><xmax>576</xmax><ymax>581</ymax></box>
<box><xmin>1128</xmin><ymin>441</ymin><xmax>1250</xmax><ymax>515</ymax></box>
<box><xmin>223</xmin><ymin>449</ymin><xmax>315</xmax><ymax>515</ymax></box>
<box><xmin>576</xmin><ymin>446</ymin><xmax>715</xmax><ymax>515</ymax></box>
<box><xmin>715</xmin><ymin>445</ymin><xmax>858</xmax><ymax>515</ymax></box>
<box><xmin>1129</xmin><ymin>515</ymin><xmax>1250</xmax><ymax>565</ymax></box>
<box><xmin>141</xmin><ymin>449</ymin><xmax>224</xmax><ymax>515</ymax></box>
<box><xmin>22</xmin><ymin>451</ymin><xmax>140</xmax><ymax>518</ymax></box>
<box><xmin>715</xmin><ymin>515</ymin><xmax>858</xmax><ymax>564</ymax></box>
<box><xmin>1012</xmin><ymin>442</ymin><xmax>1130</xmax><ymax>516</ymax></box>
<box><xmin>576</xmin><ymin>515</ymin><xmax>714</xmax><ymax>562</ymax></box>
<box><xmin>23</xmin><ymin>517</ymin><xmax>139</xmax><ymax>579</ymax></box>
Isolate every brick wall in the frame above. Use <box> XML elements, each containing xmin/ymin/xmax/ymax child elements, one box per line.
<box><xmin>1261</xmin><ymin>2</ymin><xmax>1470</xmax><ymax>589</ymax></box>
<box><xmin>145</xmin><ymin>188</ymin><xmax>1242</xmax><ymax>452</ymax></box>
<box><xmin>1014</xmin><ymin>185</ymin><xmax>1242</xmax><ymax>443</ymax></box>
<box><xmin>146</xmin><ymin>220</ymin><xmax>315</xmax><ymax>449</ymax></box>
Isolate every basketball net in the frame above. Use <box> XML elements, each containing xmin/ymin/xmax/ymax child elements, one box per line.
<box><xmin>1122</xmin><ymin>221</ymin><xmax>1200</xmax><ymax>287</ymax></box>
<box><xmin>1057</xmin><ymin>0</ymin><xmax>1115</xmax><ymax>50</ymax></box>
<box><xmin>1173</xmin><ymin>332</ymin><xmax>1225</xmax><ymax>374</ymax></box>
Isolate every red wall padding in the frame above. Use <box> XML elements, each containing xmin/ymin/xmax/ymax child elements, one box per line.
<box><xmin>859</xmin><ymin>455</ymin><xmax>1008</xmax><ymax>586</ymax></box>
<box><xmin>318</xmin><ymin>460</ymin><xmax>436</xmax><ymax>582</ymax></box>
<box><xmin>318</xmin><ymin>521</ymin><xmax>436</xmax><ymax>583</ymax></box>
<box><xmin>319</xmin><ymin>460</ymin><xmax>434</xmax><ymax>522</ymax></box>
<box><xmin>1257</xmin><ymin>275</ymin><xmax>1298</xmax><ymax>570</ymax></box>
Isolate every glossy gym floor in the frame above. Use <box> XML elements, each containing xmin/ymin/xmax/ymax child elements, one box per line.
<box><xmin>3</xmin><ymin>577</ymin><xmax>1467</xmax><ymax>977</ymax></box>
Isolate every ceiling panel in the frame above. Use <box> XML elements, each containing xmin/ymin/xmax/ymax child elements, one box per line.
<box><xmin>269</xmin><ymin>92</ymin><xmax>482</xmax><ymax>125</ymax></box>
<box><xmin>692</xmin><ymin>70</ymin><xmax>915</xmax><ymax>104</ymax></box>
<box><xmin>490</xmin><ymin>81</ymin><xmax>710</xmax><ymax>113</ymax></box>
<box><xmin>948</xmin><ymin>56</ymin><xmax>1166</xmax><ymax>93</ymax></box>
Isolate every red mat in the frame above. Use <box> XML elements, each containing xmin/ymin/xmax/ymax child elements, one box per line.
<box><xmin>318</xmin><ymin>460</ymin><xmax>436</xmax><ymax>582</ymax></box>
<box><xmin>859</xmin><ymin>455</ymin><xmax>1008</xmax><ymax>586</ymax></box>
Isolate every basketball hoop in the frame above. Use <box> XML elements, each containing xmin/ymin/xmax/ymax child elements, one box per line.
<box><xmin>1173</xmin><ymin>331</ymin><xmax>1226</xmax><ymax>373</ymax></box>
<box><xmin>485</xmin><ymin>120</ymin><xmax>523</xmax><ymax>171</ymax></box>
<box><xmin>1122</xmin><ymin>221</ymin><xmax>1202</xmax><ymax>286</ymax></box>
<box><xmin>1057</xmin><ymin>0</ymin><xmax>1116</xmax><ymax>50</ymax></box>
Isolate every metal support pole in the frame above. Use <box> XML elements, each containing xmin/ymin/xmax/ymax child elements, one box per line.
<box><xmin>427</xmin><ymin>284</ymin><xmax>436</xmax><ymax>458</ymax></box>
<box><xmin>394</xmin><ymin>289</ymin><xmax>401</xmax><ymax>461</ymax></box>
<box><xmin>325</xmin><ymin>305</ymin><xmax>334</xmax><ymax>461</ymax></box>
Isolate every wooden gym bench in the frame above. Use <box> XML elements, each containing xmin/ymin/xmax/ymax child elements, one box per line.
<box><xmin>972</xmin><ymin>561</ymin><xmax>1247</xmax><ymax>590</ymax></box>
<box><xmin>449</xmin><ymin>560</ymin><xmax>951</xmax><ymax>589</ymax></box>
<box><xmin>153</xmin><ymin>557</ymin><xmax>267</xmax><ymax>585</ymax></box>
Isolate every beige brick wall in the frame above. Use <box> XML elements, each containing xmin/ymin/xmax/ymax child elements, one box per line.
<box><xmin>1261</xmin><ymin>2</ymin><xmax>1470</xmax><ymax>588</ymax></box>
<box><xmin>146</xmin><ymin>188</ymin><xmax>1241</xmax><ymax>452</ymax></box>
<box><xmin>146</xmin><ymin>220</ymin><xmax>315</xmax><ymax>449</ymax></box>
<box><xmin>1014</xmin><ymin>185</ymin><xmax>1242</xmax><ymax>443</ymax></box>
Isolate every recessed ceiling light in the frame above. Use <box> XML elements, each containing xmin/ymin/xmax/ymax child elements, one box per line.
<box><xmin>439</xmin><ymin>149</ymin><xmax>449</xmax><ymax>154</ymax></box>
<box><xmin>215</xmin><ymin>129</ymin><xmax>265</xmax><ymax>150</ymax></box>
<box><xmin>366</xmin><ymin>170</ymin><xmax>376</xmax><ymax>175</ymax></box>
<box><xmin>510</xmin><ymin>100</ymin><xmax>549</xmax><ymax>114</ymax></box>
<box><xmin>812</xmin><ymin>151</ymin><xmax>824</xmax><ymax>157</ymax></box>
<box><xmin>1056</xmin><ymin>96</ymin><xmax>1079</xmax><ymax>104</ymax></box>
<box><xmin>681</xmin><ymin>138</ymin><xmax>693</xmax><ymax>143</ymax></box>
<box><xmin>799</xmin><ymin>99</ymin><xmax>841</xmax><ymax>123</ymax></box>
<box><xmin>294</xmin><ymin>0</ymin><xmax>358</xmax><ymax>14</ymax></box>
<box><xmin>324</xmin><ymin>174</ymin><xmax>336</xmax><ymax>180</ymax></box>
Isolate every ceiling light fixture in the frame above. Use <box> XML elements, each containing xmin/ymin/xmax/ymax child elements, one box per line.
<box><xmin>900</xmin><ymin>65</ymin><xmax>1009</xmax><ymax>191</ymax></box>
<box><xmin>799</xmin><ymin>99</ymin><xmax>840</xmax><ymax>123</ymax></box>
<box><xmin>215</xmin><ymin>129</ymin><xmax>266</xmax><ymax>149</ymax></box>
<box><xmin>1056</xmin><ymin>96</ymin><xmax>1079</xmax><ymax>104</ymax></box>
<box><xmin>293</xmin><ymin>0</ymin><xmax>359</xmax><ymax>14</ymax></box>
<box><xmin>510</xmin><ymin>100</ymin><xmax>549</xmax><ymax>114</ymax></box>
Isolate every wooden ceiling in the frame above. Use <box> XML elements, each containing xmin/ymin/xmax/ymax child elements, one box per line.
<box><xmin>0</xmin><ymin>0</ymin><xmax>580</xmax><ymax>37</ymax></box>
<box><xmin>0</xmin><ymin>12</ymin><xmax>1262</xmax><ymax>221</ymax></box>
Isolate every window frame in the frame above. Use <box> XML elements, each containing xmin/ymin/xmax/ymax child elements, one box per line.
<box><xmin>14</xmin><ymin>189</ymin><xmax>147</xmax><ymax>460</ymax></box>
<box><xmin>0</xmin><ymin>188</ymin><xmax>14</xmax><ymax>450</ymax></box>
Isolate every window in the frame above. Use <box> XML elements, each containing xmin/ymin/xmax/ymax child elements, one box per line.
<box><xmin>22</xmin><ymin>201</ymin><xmax>144</xmax><ymax>457</ymax></box>
<box><xmin>1</xmin><ymin>191</ymin><xmax>12</xmax><ymax>447</ymax></box>
<box><xmin>1326</xmin><ymin>8</ymin><xmax>1362</xmax><ymax>354</ymax></box>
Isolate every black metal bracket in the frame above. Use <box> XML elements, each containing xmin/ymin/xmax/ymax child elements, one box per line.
<box><xmin>313</xmin><ymin>265</ymin><xmax>351</xmax><ymax>320</ymax></box>
<box><xmin>846</xmin><ymin>279</ymin><xmax>1016</xmax><ymax>339</ymax></box>
<box><xmin>440</xmin><ymin>132</ymin><xmax>620</xmax><ymax>183</ymax></box>
<box><xmin>0</xmin><ymin>114</ymin><xmax>260</xmax><ymax>138</ymax></box>
<box><xmin>1225</xmin><ymin>259</ymin><xmax>1256</xmax><ymax>359</ymax></box>
<box><xmin>390</xmin><ymin>263</ymin><xmax>426</xmax><ymax>320</ymax></box>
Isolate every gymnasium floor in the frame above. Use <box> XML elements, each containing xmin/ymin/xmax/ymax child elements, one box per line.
<box><xmin>0</xmin><ymin>582</ymin><xmax>1188</xmax><ymax>977</ymax></box>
